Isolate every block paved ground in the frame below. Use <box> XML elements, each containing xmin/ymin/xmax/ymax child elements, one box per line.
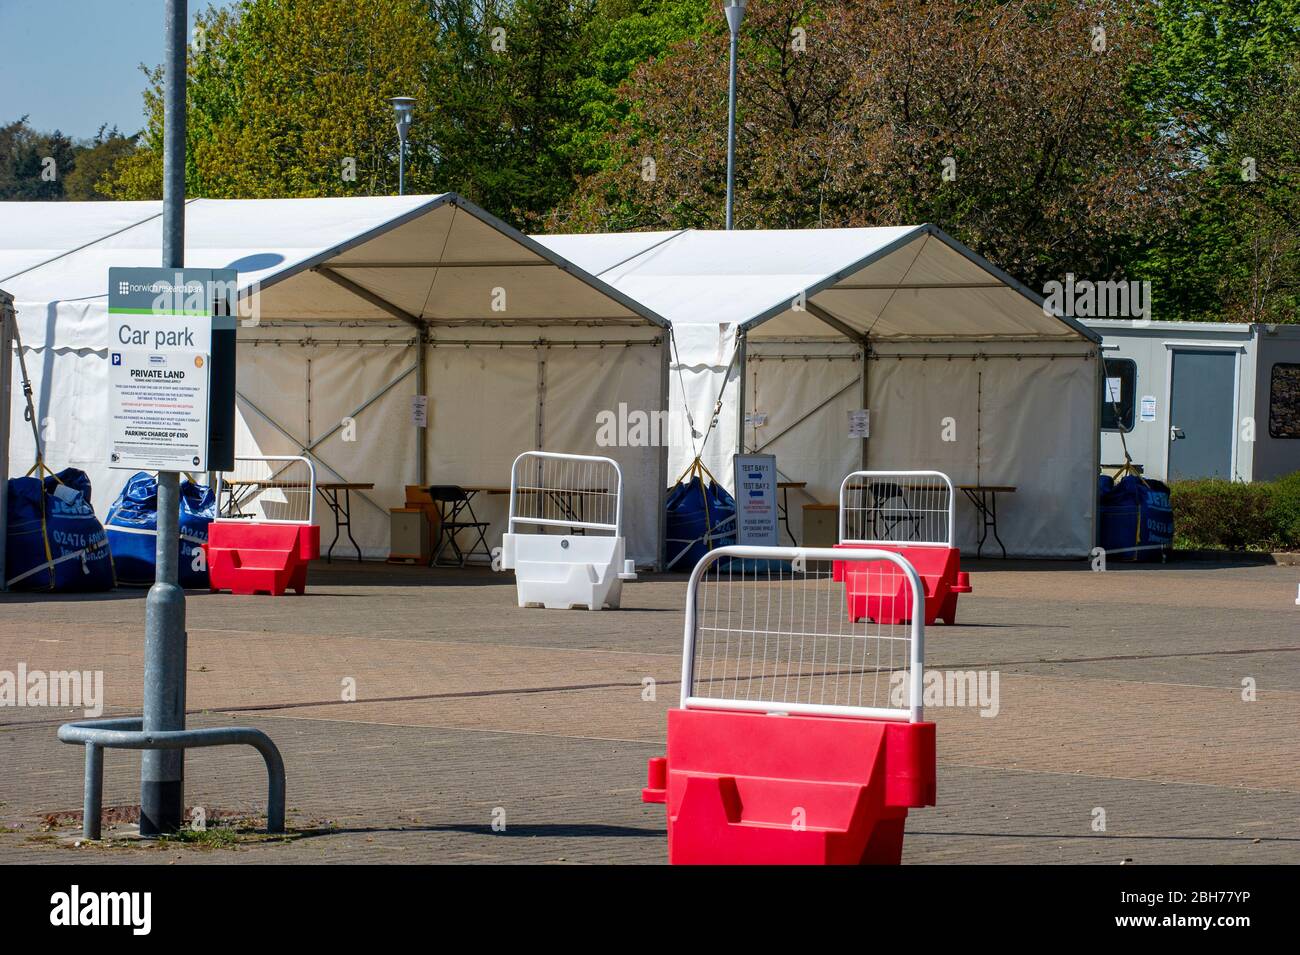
<box><xmin>1</xmin><ymin>556</ymin><xmax>1297</xmax><ymax>864</ymax></box>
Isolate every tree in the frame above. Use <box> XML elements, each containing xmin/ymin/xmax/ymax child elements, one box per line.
<box><xmin>105</xmin><ymin>0</ymin><xmax>440</xmax><ymax>200</ymax></box>
<box><xmin>0</xmin><ymin>116</ymin><xmax>77</xmax><ymax>200</ymax></box>
<box><xmin>1214</xmin><ymin>55</ymin><xmax>1300</xmax><ymax>323</ymax></box>
<box><xmin>62</xmin><ymin>126</ymin><xmax>140</xmax><ymax>200</ymax></box>
<box><xmin>558</xmin><ymin>0</ymin><xmax>1185</xmax><ymax>293</ymax></box>
<box><xmin>1129</xmin><ymin>0</ymin><xmax>1300</xmax><ymax>321</ymax></box>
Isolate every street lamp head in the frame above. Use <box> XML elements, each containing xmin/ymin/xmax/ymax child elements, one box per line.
<box><xmin>389</xmin><ymin>96</ymin><xmax>416</xmax><ymax>142</ymax></box>
<box><xmin>724</xmin><ymin>0</ymin><xmax>747</xmax><ymax>34</ymax></box>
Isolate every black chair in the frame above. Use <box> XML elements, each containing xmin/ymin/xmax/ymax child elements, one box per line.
<box><xmin>869</xmin><ymin>482</ymin><xmax>922</xmax><ymax>542</ymax></box>
<box><xmin>427</xmin><ymin>485</ymin><xmax>492</xmax><ymax>567</ymax></box>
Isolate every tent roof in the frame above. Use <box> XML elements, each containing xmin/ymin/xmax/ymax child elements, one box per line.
<box><xmin>0</xmin><ymin>200</ymin><xmax>163</xmax><ymax>281</ymax></box>
<box><xmin>537</xmin><ymin>224</ymin><xmax>1098</xmax><ymax>343</ymax></box>
<box><xmin>0</xmin><ymin>194</ymin><xmax>665</xmax><ymax>331</ymax></box>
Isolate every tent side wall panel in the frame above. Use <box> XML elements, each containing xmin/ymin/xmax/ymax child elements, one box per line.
<box><xmin>236</xmin><ymin>329</ymin><xmax>417</xmax><ymax>559</ymax></box>
<box><xmin>669</xmin><ymin>328</ymin><xmax>1097</xmax><ymax>558</ymax></box>
<box><xmin>868</xmin><ymin>343</ymin><xmax>1097</xmax><ymax>558</ymax></box>
<box><xmin>743</xmin><ymin>342</ymin><xmax>863</xmax><ymax>542</ymax></box>
<box><xmin>529</xmin><ymin>337</ymin><xmax>666</xmax><ymax>566</ymax></box>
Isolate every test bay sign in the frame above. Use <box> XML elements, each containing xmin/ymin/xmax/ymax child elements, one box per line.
<box><xmin>733</xmin><ymin>453</ymin><xmax>778</xmax><ymax>546</ymax></box>
<box><xmin>107</xmin><ymin>267</ymin><xmax>237</xmax><ymax>472</ymax></box>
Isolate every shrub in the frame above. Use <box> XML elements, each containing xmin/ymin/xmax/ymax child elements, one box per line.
<box><xmin>1170</xmin><ymin>474</ymin><xmax>1300</xmax><ymax>551</ymax></box>
<box><xmin>1267</xmin><ymin>470</ymin><xmax>1300</xmax><ymax>548</ymax></box>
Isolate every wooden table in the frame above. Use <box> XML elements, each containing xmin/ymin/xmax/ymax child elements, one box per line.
<box><xmin>466</xmin><ymin>485</ymin><xmax>610</xmax><ymax>531</ymax></box>
<box><xmin>222</xmin><ymin>480</ymin><xmax>375</xmax><ymax>562</ymax></box>
<box><xmin>424</xmin><ymin>485</ymin><xmax>611</xmax><ymax>567</ymax></box>
<box><xmin>957</xmin><ymin>484</ymin><xmax>1016</xmax><ymax>558</ymax></box>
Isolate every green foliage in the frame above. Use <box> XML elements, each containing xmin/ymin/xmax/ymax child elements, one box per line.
<box><xmin>1129</xmin><ymin>0</ymin><xmax>1300</xmax><ymax>323</ymax></box>
<box><xmin>8</xmin><ymin>0</ymin><xmax>1298</xmax><ymax>318</ymax></box>
<box><xmin>1</xmin><ymin>117</ymin><xmax>139</xmax><ymax>201</ymax></box>
<box><xmin>1171</xmin><ymin>475</ymin><xmax>1300</xmax><ymax>550</ymax></box>
<box><xmin>98</xmin><ymin>0</ymin><xmax>711</xmax><ymax>229</ymax></box>
<box><xmin>0</xmin><ymin>117</ymin><xmax>77</xmax><ymax>200</ymax></box>
<box><xmin>62</xmin><ymin>126</ymin><xmax>141</xmax><ymax>200</ymax></box>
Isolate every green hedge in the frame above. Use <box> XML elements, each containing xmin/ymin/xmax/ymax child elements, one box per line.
<box><xmin>1170</xmin><ymin>472</ymin><xmax>1300</xmax><ymax>551</ymax></box>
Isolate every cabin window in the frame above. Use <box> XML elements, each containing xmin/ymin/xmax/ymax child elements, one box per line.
<box><xmin>1269</xmin><ymin>363</ymin><xmax>1300</xmax><ymax>439</ymax></box>
<box><xmin>1101</xmin><ymin>357</ymin><xmax>1137</xmax><ymax>432</ymax></box>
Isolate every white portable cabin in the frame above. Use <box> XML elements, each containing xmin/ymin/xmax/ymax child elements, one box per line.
<box><xmin>538</xmin><ymin>225</ymin><xmax>1102</xmax><ymax>558</ymax></box>
<box><xmin>1085</xmin><ymin>319</ymin><xmax>1300</xmax><ymax>482</ymax></box>
<box><xmin>1</xmin><ymin>195</ymin><xmax>671</xmax><ymax>566</ymax></box>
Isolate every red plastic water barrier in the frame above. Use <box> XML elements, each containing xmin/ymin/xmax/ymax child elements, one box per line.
<box><xmin>642</xmin><ymin>708</ymin><xmax>936</xmax><ymax>865</ymax></box>
<box><xmin>832</xmin><ymin>543</ymin><xmax>970</xmax><ymax>625</ymax></box>
<box><xmin>206</xmin><ymin>522</ymin><xmax>320</xmax><ymax>596</ymax></box>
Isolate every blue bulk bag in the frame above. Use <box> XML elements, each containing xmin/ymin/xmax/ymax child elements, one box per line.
<box><xmin>106</xmin><ymin>471</ymin><xmax>216</xmax><ymax>588</ymax></box>
<box><xmin>5</xmin><ymin>468</ymin><xmax>116</xmax><ymax>591</ymax></box>
<box><xmin>1098</xmin><ymin>472</ymin><xmax>1173</xmax><ymax>562</ymax></box>
<box><xmin>666</xmin><ymin>473</ymin><xmax>736</xmax><ymax>571</ymax></box>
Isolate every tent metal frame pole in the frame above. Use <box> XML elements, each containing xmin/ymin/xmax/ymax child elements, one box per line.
<box><xmin>735</xmin><ymin>331</ymin><xmax>748</xmax><ymax>455</ymax></box>
<box><xmin>1091</xmin><ymin>347</ymin><xmax>1102</xmax><ymax>556</ymax></box>
<box><xmin>803</xmin><ymin>301</ymin><xmax>867</xmax><ymax>345</ymax></box>
<box><xmin>312</xmin><ymin>267</ymin><xmax>425</xmax><ymax>330</ymax></box>
<box><xmin>861</xmin><ymin>340</ymin><xmax>870</xmax><ymax>470</ymax></box>
<box><xmin>535</xmin><ymin>349</ymin><xmax>546</xmax><ymax>451</ymax></box>
<box><xmin>657</xmin><ymin>336</ymin><xmax>670</xmax><ymax>571</ymax></box>
<box><xmin>416</xmin><ymin>333</ymin><xmax>426</xmax><ymax>486</ymax></box>
<box><xmin>0</xmin><ymin>294</ymin><xmax>13</xmax><ymax>589</ymax></box>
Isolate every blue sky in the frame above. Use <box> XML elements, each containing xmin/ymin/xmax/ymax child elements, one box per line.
<box><xmin>0</xmin><ymin>0</ymin><xmax>239</xmax><ymax>140</ymax></box>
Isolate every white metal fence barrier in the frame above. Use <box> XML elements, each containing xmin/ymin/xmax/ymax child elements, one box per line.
<box><xmin>507</xmin><ymin>450</ymin><xmax>623</xmax><ymax>537</ymax></box>
<box><xmin>838</xmin><ymin>470</ymin><xmax>954</xmax><ymax>547</ymax></box>
<box><xmin>214</xmin><ymin>455</ymin><xmax>317</xmax><ymax>526</ymax></box>
<box><xmin>681</xmin><ymin>546</ymin><xmax>926</xmax><ymax>722</ymax></box>
<box><xmin>503</xmin><ymin>450</ymin><xmax>634</xmax><ymax>610</ymax></box>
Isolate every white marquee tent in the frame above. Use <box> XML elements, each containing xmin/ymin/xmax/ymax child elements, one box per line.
<box><xmin>538</xmin><ymin>225</ymin><xmax>1102</xmax><ymax>558</ymax></box>
<box><xmin>2</xmin><ymin>195</ymin><xmax>670</xmax><ymax>566</ymax></box>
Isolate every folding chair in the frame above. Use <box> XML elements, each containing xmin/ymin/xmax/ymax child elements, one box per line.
<box><xmin>869</xmin><ymin>481</ymin><xmax>922</xmax><ymax>542</ymax></box>
<box><xmin>427</xmin><ymin>485</ymin><xmax>493</xmax><ymax>567</ymax></box>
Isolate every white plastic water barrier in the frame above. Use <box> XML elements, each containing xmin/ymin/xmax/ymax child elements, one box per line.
<box><xmin>501</xmin><ymin>450</ymin><xmax>635</xmax><ymax>610</ymax></box>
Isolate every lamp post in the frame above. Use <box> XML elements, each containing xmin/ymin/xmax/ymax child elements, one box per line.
<box><xmin>723</xmin><ymin>0</ymin><xmax>747</xmax><ymax>230</ymax></box>
<box><xmin>389</xmin><ymin>96</ymin><xmax>416</xmax><ymax>195</ymax></box>
<box><xmin>140</xmin><ymin>0</ymin><xmax>189</xmax><ymax>837</ymax></box>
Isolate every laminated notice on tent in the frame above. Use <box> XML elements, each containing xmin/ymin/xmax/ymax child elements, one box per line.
<box><xmin>848</xmin><ymin>409</ymin><xmax>871</xmax><ymax>438</ymax></box>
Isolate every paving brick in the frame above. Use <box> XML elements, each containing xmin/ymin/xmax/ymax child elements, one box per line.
<box><xmin>1</xmin><ymin>557</ymin><xmax>1296</xmax><ymax>864</ymax></box>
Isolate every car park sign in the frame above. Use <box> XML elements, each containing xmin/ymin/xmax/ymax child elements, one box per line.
<box><xmin>107</xmin><ymin>267</ymin><xmax>237</xmax><ymax>472</ymax></box>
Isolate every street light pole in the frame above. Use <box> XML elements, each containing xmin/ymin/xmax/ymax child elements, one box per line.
<box><xmin>724</xmin><ymin>0</ymin><xmax>747</xmax><ymax>230</ymax></box>
<box><xmin>140</xmin><ymin>0</ymin><xmax>189</xmax><ymax>837</ymax></box>
<box><xmin>389</xmin><ymin>97</ymin><xmax>415</xmax><ymax>196</ymax></box>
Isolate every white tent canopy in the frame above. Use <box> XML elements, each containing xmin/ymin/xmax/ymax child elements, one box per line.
<box><xmin>538</xmin><ymin>224</ymin><xmax>1100</xmax><ymax>558</ymax></box>
<box><xmin>3</xmin><ymin>195</ymin><xmax>669</xmax><ymax>565</ymax></box>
